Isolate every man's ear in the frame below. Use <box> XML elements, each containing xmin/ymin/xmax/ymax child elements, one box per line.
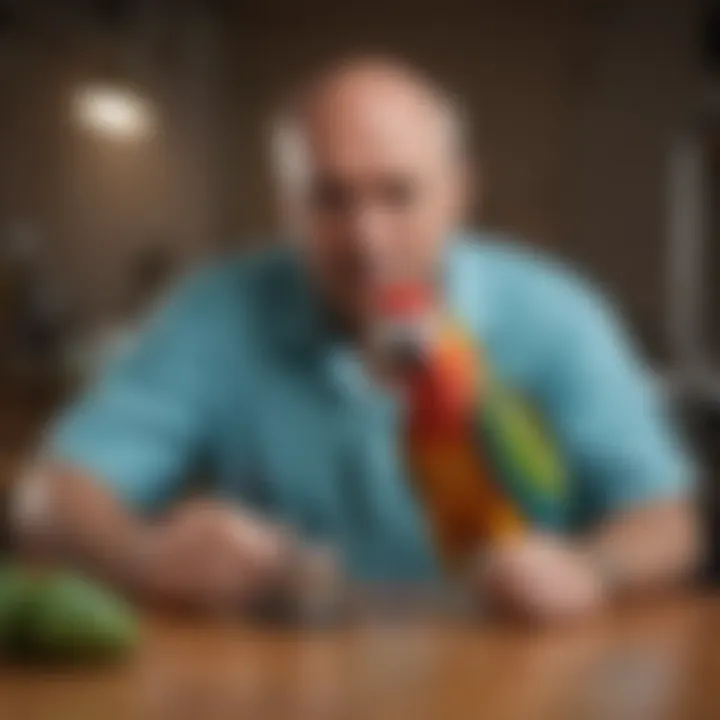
<box><xmin>450</xmin><ymin>156</ymin><xmax>479</xmax><ymax>225</ymax></box>
<box><xmin>462</xmin><ymin>157</ymin><xmax>482</xmax><ymax>222</ymax></box>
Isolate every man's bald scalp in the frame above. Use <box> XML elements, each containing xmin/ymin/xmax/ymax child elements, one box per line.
<box><xmin>269</xmin><ymin>56</ymin><xmax>468</xmax><ymax>184</ymax></box>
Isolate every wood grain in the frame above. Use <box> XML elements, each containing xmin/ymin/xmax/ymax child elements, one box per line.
<box><xmin>0</xmin><ymin>594</ymin><xmax>717</xmax><ymax>720</ymax></box>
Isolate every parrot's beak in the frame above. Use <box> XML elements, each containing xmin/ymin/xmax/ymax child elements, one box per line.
<box><xmin>372</xmin><ymin>283</ymin><xmax>437</xmax><ymax>372</ymax></box>
<box><xmin>385</xmin><ymin>334</ymin><xmax>427</xmax><ymax>370</ymax></box>
<box><xmin>373</xmin><ymin>315</ymin><xmax>436</xmax><ymax>372</ymax></box>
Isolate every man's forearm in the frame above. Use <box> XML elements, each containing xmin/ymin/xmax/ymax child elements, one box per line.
<box><xmin>10</xmin><ymin>463</ymin><xmax>150</xmax><ymax>591</ymax></box>
<box><xmin>584</xmin><ymin>499</ymin><xmax>703</xmax><ymax>598</ymax></box>
<box><xmin>9</xmin><ymin>465</ymin><xmax>297</xmax><ymax>612</ymax></box>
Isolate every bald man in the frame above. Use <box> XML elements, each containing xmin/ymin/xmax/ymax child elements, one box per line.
<box><xmin>14</xmin><ymin>59</ymin><xmax>699</xmax><ymax>622</ymax></box>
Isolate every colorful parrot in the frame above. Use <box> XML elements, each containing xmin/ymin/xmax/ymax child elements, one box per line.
<box><xmin>375</xmin><ymin>284</ymin><xmax>569</xmax><ymax>570</ymax></box>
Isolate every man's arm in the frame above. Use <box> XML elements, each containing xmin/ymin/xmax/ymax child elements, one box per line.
<box><xmin>481</xmin><ymin>497</ymin><xmax>701</xmax><ymax>622</ymax></box>
<box><xmin>481</xmin><ymin>274</ymin><xmax>702</xmax><ymax>621</ymax></box>
<box><xmin>11</xmin><ymin>269</ymin><xmax>292</xmax><ymax>610</ymax></box>
<box><xmin>12</xmin><ymin>463</ymin><xmax>292</xmax><ymax>610</ymax></box>
<box><xmin>584</xmin><ymin>497</ymin><xmax>702</xmax><ymax>597</ymax></box>
<box><xmin>12</xmin><ymin>463</ymin><xmax>153</xmax><ymax>591</ymax></box>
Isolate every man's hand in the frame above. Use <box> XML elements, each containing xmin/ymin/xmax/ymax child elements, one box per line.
<box><xmin>478</xmin><ymin>534</ymin><xmax>608</xmax><ymax>623</ymax></box>
<box><xmin>131</xmin><ymin>501</ymin><xmax>293</xmax><ymax>612</ymax></box>
<box><xmin>12</xmin><ymin>466</ymin><xmax>296</xmax><ymax>614</ymax></box>
<box><xmin>476</xmin><ymin>500</ymin><xmax>700</xmax><ymax>623</ymax></box>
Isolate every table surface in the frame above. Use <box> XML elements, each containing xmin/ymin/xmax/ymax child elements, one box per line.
<box><xmin>0</xmin><ymin>593</ymin><xmax>718</xmax><ymax>720</ymax></box>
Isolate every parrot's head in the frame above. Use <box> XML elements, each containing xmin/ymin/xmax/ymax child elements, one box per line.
<box><xmin>372</xmin><ymin>284</ymin><xmax>436</xmax><ymax>369</ymax></box>
<box><xmin>373</xmin><ymin>283</ymin><xmax>481</xmax><ymax>430</ymax></box>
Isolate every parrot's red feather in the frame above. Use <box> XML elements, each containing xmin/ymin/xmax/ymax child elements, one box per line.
<box><xmin>407</xmin><ymin>326</ymin><xmax>480</xmax><ymax>436</ymax></box>
<box><xmin>375</xmin><ymin>283</ymin><xmax>435</xmax><ymax>319</ymax></box>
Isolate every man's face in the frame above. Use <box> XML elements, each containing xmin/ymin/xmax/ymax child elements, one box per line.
<box><xmin>280</xmin><ymin>78</ymin><xmax>468</xmax><ymax>329</ymax></box>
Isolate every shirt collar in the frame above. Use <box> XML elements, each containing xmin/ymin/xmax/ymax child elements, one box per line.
<box><xmin>275</xmin><ymin>231</ymin><xmax>491</xmax><ymax>368</ymax></box>
<box><xmin>443</xmin><ymin>230</ymin><xmax>491</xmax><ymax>339</ymax></box>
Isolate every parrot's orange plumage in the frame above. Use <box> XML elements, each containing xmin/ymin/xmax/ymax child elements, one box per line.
<box><xmin>406</xmin><ymin>324</ymin><xmax>479</xmax><ymax>435</ymax></box>
<box><xmin>375</xmin><ymin>282</ymin><xmax>527</xmax><ymax>568</ymax></box>
<box><xmin>406</xmin><ymin>325</ymin><xmax>524</xmax><ymax>566</ymax></box>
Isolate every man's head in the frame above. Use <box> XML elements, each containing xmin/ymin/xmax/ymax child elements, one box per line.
<box><xmin>271</xmin><ymin>57</ymin><xmax>472</xmax><ymax>329</ymax></box>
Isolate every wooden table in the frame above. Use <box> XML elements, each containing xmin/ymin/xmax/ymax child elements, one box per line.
<box><xmin>0</xmin><ymin>595</ymin><xmax>718</xmax><ymax>720</ymax></box>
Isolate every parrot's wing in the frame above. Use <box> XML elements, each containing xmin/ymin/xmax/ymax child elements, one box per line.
<box><xmin>476</xmin><ymin>382</ymin><xmax>569</xmax><ymax>530</ymax></box>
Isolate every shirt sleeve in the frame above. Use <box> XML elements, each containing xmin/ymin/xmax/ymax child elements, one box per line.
<box><xmin>539</xmin><ymin>285</ymin><xmax>696</xmax><ymax>524</ymax></box>
<box><xmin>47</xmin><ymin>271</ymin><xmax>226</xmax><ymax>511</ymax></box>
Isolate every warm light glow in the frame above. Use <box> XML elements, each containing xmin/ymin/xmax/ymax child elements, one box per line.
<box><xmin>73</xmin><ymin>86</ymin><xmax>155</xmax><ymax>140</ymax></box>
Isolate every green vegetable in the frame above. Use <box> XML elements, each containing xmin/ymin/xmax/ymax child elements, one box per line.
<box><xmin>0</xmin><ymin>566</ymin><xmax>139</xmax><ymax>663</ymax></box>
<box><xmin>0</xmin><ymin>564</ymin><xmax>33</xmax><ymax>649</ymax></box>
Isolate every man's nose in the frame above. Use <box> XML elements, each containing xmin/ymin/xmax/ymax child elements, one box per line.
<box><xmin>347</xmin><ymin>206</ymin><xmax>394</xmax><ymax>270</ymax></box>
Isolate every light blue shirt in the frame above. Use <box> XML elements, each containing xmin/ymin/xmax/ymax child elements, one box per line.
<box><xmin>50</xmin><ymin>233</ymin><xmax>693</xmax><ymax>580</ymax></box>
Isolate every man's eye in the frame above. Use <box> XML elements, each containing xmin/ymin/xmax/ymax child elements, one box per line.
<box><xmin>379</xmin><ymin>180</ymin><xmax>416</xmax><ymax>209</ymax></box>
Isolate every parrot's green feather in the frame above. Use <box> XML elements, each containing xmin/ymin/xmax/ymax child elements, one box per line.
<box><xmin>478</xmin><ymin>382</ymin><xmax>569</xmax><ymax>529</ymax></box>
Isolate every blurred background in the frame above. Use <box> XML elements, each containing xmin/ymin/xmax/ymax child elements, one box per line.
<box><xmin>0</xmin><ymin>0</ymin><xmax>718</xmax><ymax>565</ymax></box>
